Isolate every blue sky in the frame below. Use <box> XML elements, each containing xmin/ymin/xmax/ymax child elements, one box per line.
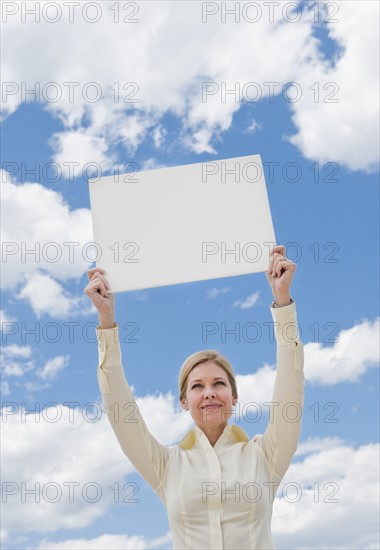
<box><xmin>1</xmin><ymin>2</ymin><xmax>379</xmax><ymax>549</ymax></box>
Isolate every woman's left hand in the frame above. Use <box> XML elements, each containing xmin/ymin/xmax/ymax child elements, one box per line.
<box><xmin>265</xmin><ymin>244</ymin><xmax>296</xmax><ymax>305</ymax></box>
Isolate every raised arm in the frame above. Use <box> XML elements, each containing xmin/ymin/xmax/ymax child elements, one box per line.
<box><xmin>85</xmin><ymin>268</ymin><xmax>169</xmax><ymax>491</ymax></box>
<box><xmin>253</xmin><ymin>246</ymin><xmax>305</xmax><ymax>481</ymax></box>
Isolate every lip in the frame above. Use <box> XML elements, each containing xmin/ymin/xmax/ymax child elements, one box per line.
<box><xmin>201</xmin><ymin>403</ymin><xmax>222</xmax><ymax>409</ymax></box>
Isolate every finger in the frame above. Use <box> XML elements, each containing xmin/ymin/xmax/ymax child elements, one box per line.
<box><xmin>87</xmin><ymin>267</ymin><xmax>105</xmax><ymax>276</ymax></box>
<box><xmin>85</xmin><ymin>280</ymin><xmax>105</xmax><ymax>297</ymax></box>
<box><xmin>87</xmin><ymin>267</ymin><xmax>106</xmax><ymax>281</ymax></box>
<box><xmin>271</xmin><ymin>253</ymin><xmax>285</xmax><ymax>264</ymax></box>
<box><xmin>89</xmin><ymin>272</ymin><xmax>111</xmax><ymax>290</ymax></box>
<box><xmin>271</xmin><ymin>252</ymin><xmax>285</xmax><ymax>260</ymax></box>
<box><xmin>94</xmin><ymin>278</ymin><xmax>110</xmax><ymax>296</ymax></box>
<box><xmin>270</xmin><ymin>255</ymin><xmax>290</xmax><ymax>275</ymax></box>
<box><xmin>87</xmin><ymin>268</ymin><xmax>106</xmax><ymax>283</ymax></box>
<box><xmin>268</xmin><ymin>252</ymin><xmax>285</xmax><ymax>272</ymax></box>
<box><xmin>86</xmin><ymin>278</ymin><xmax>109</xmax><ymax>297</ymax></box>
<box><xmin>270</xmin><ymin>245</ymin><xmax>285</xmax><ymax>258</ymax></box>
<box><xmin>274</xmin><ymin>259</ymin><xmax>295</xmax><ymax>277</ymax></box>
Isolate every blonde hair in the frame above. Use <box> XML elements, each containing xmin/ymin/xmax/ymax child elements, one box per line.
<box><xmin>178</xmin><ymin>349</ymin><xmax>238</xmax><ymax>402</ymax></box>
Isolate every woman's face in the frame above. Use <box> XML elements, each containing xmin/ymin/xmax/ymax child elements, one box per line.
<box><xmin>181</xmin><ymin>362</ymin><xmax>237</xmax><ymax>428</ymax></box>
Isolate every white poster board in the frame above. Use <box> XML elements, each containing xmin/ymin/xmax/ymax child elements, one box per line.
<box><xmin>88</xmin><ymin>154</ymin><xmax>276</xmax><ymax>293</ymax></box>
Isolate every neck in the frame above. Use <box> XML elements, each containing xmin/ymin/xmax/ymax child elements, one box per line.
<box><xmin>198</xmin><ymin>422</ymin><xmax>228</xmax><ymax>447</ymax></box>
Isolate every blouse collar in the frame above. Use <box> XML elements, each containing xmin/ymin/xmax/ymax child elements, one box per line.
<box><xmin>178</xmin><ymin>424</ymin><xmax>249</xmax><ymax>450</ymax></box>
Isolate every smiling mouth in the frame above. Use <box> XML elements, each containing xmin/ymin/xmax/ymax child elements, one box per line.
<box><xmin>202</xmin><ymin>404</ymin><xmax>222</xmax><ymax>409</ymax></box>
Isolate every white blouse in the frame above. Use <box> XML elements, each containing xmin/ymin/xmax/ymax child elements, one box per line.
<box><xmin>96</xmin><ymin>301</ymin><xmax>305</xmax><ymax>549</ymax></box>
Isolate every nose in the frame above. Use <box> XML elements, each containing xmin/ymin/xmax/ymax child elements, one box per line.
<box><xmin>203</xmin><ymin>385</ymin><xmax>216</xmax><ymax>399</ymax></box>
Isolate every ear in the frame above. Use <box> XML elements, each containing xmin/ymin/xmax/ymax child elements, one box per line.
<box><xmin>181</xmin><ymin>398</ymin><xmax>188</xmax><ymax>411</ymax></box>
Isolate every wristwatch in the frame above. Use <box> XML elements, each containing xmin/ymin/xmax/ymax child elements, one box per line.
<box><xmin>271</xmin><ymin>297</ymin><xmax>294</xmax><ymax>308</ymax></box>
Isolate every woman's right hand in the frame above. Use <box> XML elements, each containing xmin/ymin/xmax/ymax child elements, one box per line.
<box><xmin>84</xmin><ymin>268</ymin><xmax>116</xmax><ymax>329</ymax></box>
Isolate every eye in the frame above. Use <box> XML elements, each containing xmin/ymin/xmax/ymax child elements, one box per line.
<box><xmin>191</xmin><ymin>381</ymin><xmax>226</xmax><ymax>389</ymax></box>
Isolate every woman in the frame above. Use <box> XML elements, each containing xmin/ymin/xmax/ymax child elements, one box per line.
<box><xmin>84</xmin><ymin>244</ymin><xmax>305</xmax><ymax>549</ymax></box>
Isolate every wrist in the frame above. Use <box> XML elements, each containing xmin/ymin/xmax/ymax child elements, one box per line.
<box><xmin>99</xmin><ymin>322</ymin><xmax>117</xmax><ymax>330</ymax></box>
<box><xmin>98</xmin><ymin>314</ymin><xmax>116</xmax><ymax>330</ymax></box>
<box><xmin>272</xmin><ymin>292</ymin><xmax>291</xmax><ymax>307</ymax></box>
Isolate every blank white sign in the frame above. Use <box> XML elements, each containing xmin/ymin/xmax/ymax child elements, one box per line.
<box><xmin>88</xmin><ymin>154</ymin><xmax>276</xmax><ymax>293</ymax></box>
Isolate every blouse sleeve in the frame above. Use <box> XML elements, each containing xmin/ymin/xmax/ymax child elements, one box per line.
<box><xmin>96</xmin><ymin>323</ymin><xmax>169</xmax><ymax>491</ymax></box>
<box><xmin>253</xmin><ymin>301</ymin><xmax>305</xmax><ymax>482</ymax></box>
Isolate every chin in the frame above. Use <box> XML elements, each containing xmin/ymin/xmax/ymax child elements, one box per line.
<box><xmin>200</xmin><ymin>412</ymin><xmax>228</xmax><ymax>424</ymax></box>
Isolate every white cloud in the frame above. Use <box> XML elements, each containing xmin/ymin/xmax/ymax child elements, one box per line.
<box><xmin>48</xmin><ymin>129</ymin><xmax>114</xmax><ymax>177</ymax></box>
<box><xmin>1</xmin><ymin>381</ymin><xmax>11</xmax><ymax>396</ymax></box>
<box><xmin>0</xmin><ymin>530</ymin><xmax>9</xmax><ymax>544</ymax></box>
<box><xmin>0</xmin><ymin>313</ymin><xmax>377</xmax><ymax>549</ymax></box>
<box><xmin>23</xmin><ymin>381</ymin><xmax>51</xmax><ymax>394</ymax></box>
<box><xmin>289</xmin><ymin>1</ymin><xmax>379</xmax><ymax>172</ymax></box>
<box><xmin>16</xmin><ymin>271</ymin><xmax>95</xmax><ymax>319</ymax></box>
<box><xmin>139</xmin><ymin>158</ymin><xmax>170</xmax><ymax>171</ymax></box>
<box><xmin>1</xmin><ymin>360</ymin><xmax>34</xmax><ymax>378</ymax></box>
<box><xmin>35</xmin><ymin>532</ymin><xmax>172</xmax><ymax>550</ymax></box>
<box><xmin>236</xmin><ymin>364</ymin><xmax>276</xmax><ymax>413</ymax></box>
<box><xmin>272</xmin><ymin>440</ymin><xmax>380</xmax><ymax>549</ymax></box>
<box><xmin>14</xmin><ymin>436</ymin><xmax>380</xmax><ymax>550</ymax></box>
<box><xmin>183</xmin><ymin>127</ymin><xmax>217</xmax><ymax>155</ymax></box>
<box><xmin>1</xmin><ymin>170</ymin><xmax>93</xmax><ymax>291</ymax></box>
<box><xmin>2</xmin><ymin>2</ymin><xmax>377</xmax><ymax>171</ymax></box>
<box><xmin>1</xmin><ymin>405</ymin><xmax>136</xmax><ymax>534</ymax></box>
<box><xmin>304</xmin><ymin>317</ymin><xmax>379</xmax><ymax>385</ymax></box>
<box><xmin>1</xmin><ymin>381</ymin><xmax>379</xmax><ymax>549</ymax></box>
<box><xmin>1</xmin><ymin>168</ymin><xmax>141</xmax><ymax>318</ymax></box>
<box><xmin>0</xmin><ymin>309</ymin><xmax>16</xmax><ymax>327</ymax></box>
<box><xmin>206</xmin><ymin>286</ymin><xmax>230</xmax><ymax>299</ymax></box>
<box><xmin>138</xmin><ymin>392</ymin><xmax>193</xmax><ymax>445</ymax></box>
<box><xmin>233</xmin><ymin>291</ymin><xmax>260</xmax><ymax>309</ymax></box>
<box><xmin>295</xmin><ymin>436</ymin><xmax>345</xmax><ymax>457</ymax></box>
<box><xmin>0</xmin><ymin>393</ymin><xmax>190</xmax><ymax>535</ymax></box>
<box><xmin>0</xmin><ymin>344</ymin><xmax>33</xmax><ymax>379</ymax></box>
<box><xmin>0</xmin><ymin>347</ymin><xmax>69</xmax><ymax>393</ymax></box>
<box><xmin>244</xmin><ymin>118</ymin><xmax>262</xmax><ymax>134</ymax></box>
<box><xmin>1</xmin><ymin>344</ymin><xmax>32</xmax><ymax>358</ymax></box>
<box><xmin>152</xmin><ymin>125</ymin><xmax>167</xmax><ymax>149</ymax></box>
<box><xmin>232</xmin><ymin>315</ymin><xmax>379</xmax><ymax>415</ymax></box>
<box><xmin>36</xmin><ymin>355</ymin><xmax>69</xmax><ymax>381</ymax></box>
